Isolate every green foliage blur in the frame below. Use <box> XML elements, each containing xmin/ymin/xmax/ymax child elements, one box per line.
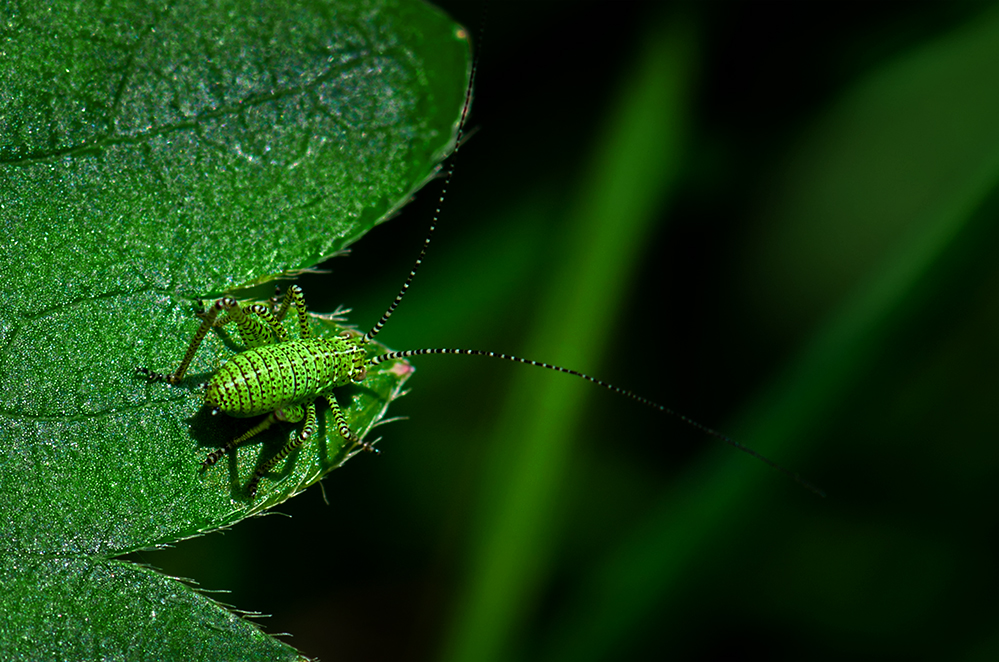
<box><xmin>129</xmin><ymin>1</ymin><xmax>999</xmax><ymax>659</ymax></box>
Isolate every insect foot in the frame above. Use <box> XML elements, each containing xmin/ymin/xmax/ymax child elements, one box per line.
<box><xmin>135</xmin><ymin>366</ymin><xmax>173</xmax><ymax>384</ymax></box>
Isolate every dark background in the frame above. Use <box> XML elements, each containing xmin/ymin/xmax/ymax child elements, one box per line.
<box><xmin>131</xmin><ymin>1</ymin><xmax>998</xmax><ymax>660</ymax></box>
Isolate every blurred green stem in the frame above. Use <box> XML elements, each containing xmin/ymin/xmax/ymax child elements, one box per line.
<box><xmin>440</xmin><ymin>9</ymin><xmax>696</xmax><ymax>662</ymax></box>
<box><xmin>537</xmin><ymin>5</ymin><xmax>999</xmax><ymax>658</ymax></box>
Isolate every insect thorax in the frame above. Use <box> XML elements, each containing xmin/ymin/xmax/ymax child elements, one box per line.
<box><xmin>205</xmin><ymin>337</ymin><xmax>365</xmax><ymax>417</ymax></box>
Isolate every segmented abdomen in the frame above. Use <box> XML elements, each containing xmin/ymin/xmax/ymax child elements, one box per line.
<box><xmin>205</xmin><ymin>338</ymin><xmax>359</xmax><ymax>417</ymax></box>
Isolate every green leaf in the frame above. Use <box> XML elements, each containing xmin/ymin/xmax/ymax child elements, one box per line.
<box><xmin>0</xmin><ymin>0</ymin><xmax>469</xmax><ymax>657</ymax></box>
<box><xmin>1</xmin><ymin>556</ymin><xmax>302</xmax><ymax>661</ymax></box>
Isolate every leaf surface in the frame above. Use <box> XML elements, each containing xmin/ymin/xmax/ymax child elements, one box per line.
<box><xmin>0</xmin><ymin>0</ymin><xmax>469</xmax><ymax>658</ymax></box>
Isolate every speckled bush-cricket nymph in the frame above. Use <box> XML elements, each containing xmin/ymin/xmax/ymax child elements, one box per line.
<box><xmin>137</xmin><ymin>46</ymin><xmax>823</xmax><ymax>500</ymax></box>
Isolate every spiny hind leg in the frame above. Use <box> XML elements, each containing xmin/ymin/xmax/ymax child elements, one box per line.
<box><xmin>206</xmin><ymin>298</ymin><xmax>285</xmax><ymax>348</ymax></box>
<box><xmin>241</xmin><ymin>304</ymin><xmax>288</xmax><ymax>343</ymax></box>
<box><xmin>270</xmin><ymin>284</ymin><xmax>311</xmax><ymax>339</ymax></box>
<box><xmin>201</xmin><ymin>411</ymin><xmax>281</xmax><ymax>469</ymax></box>
<box><xmin>246</xmin><ymin>402</ymin><xmax>317</xmax><ymax>497</ymax></box>
<box><xmin>325</xmin><ymin>394</ymin><xmax>378</xmax><ymax>454</ymax></box>
<box><xmin>137</xmin><ymin>297</ymin><xmax>278</xmax><ymax>384</ymax></box>
<box><xmin>137</xmin><ymin>297</ymin><xmax>235</xmax><ymax>384</ymax></box>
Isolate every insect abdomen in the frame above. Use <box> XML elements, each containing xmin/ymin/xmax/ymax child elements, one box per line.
<box><xmin>206</xmin><ymin>338</ymin><xmax>359</xmax><ymax>417</ymax></box>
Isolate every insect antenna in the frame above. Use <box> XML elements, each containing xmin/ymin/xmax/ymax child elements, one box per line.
<box><xmin>369</xmin><ymin>348</ymin><xmax>826</xmax><ymax>497</ymax></box>
<box><xmin>355</xmin><ymin>17</ymin><xmax>821</xmax><ymax>497</ymax></box>
<box><xmin>362</xmin><ymin>37</ymin><xmax>479</xmax><ymax>345</ymax></box>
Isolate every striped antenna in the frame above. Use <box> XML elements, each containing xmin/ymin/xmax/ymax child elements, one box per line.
<box><xmin>362</xmin><ymin>31</ymin><xmax>479</xmax><ymax>345</ymax></box>
<box><xmin>370</xmin><ymin>348</ymin><xmax>827</xmax><ymax>497</ymax></box>
<box><xmin>356</xmin><ymin>13</ymin><xmax>822</xmax><ymax>497</ymax></box>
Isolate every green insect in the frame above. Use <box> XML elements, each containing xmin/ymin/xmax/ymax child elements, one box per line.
<box><xmin>138</xmin><ymin>59</ymin><xmax>823</xmax><ymax>500</ymax></box>
<box><xmin>137</xmin><ymin>252</ymin><xmax>823</xmax><ymax>498</ymax></box>
<box><xmin>136</xmin><ymin>284</ymin><xmax>377</xmax><ymax>496</ymax></box>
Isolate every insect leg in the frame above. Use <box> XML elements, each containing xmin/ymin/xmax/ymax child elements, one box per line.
<box><xmin>245</xmin><ymin>304</ymin><xmax>288</xmax><ymax>343</ymax></box>
<box><xmin>202</xmin><ymin>411</ymin><xmax>280</xmax><ymax>469</ymax></box>
<box><xmin>268</xmin><ymin>285</ymin><xmax>283</xmax><ymax>314</ymax></box>
<box><xmin>138</xmin><ymin>297</ymin><xmax>284</xmax><ymax>384</ymax></box>
<box><xmin>271</xmin><ymin>284</ymin><xmax>311</xmax><ymax>339</ymax></box>
<box><xmin>138</xmin><ymin>297</ymin><xmax>232</xmax><ymax>384</ymax></box>
<box><xmin>214</xmin><ymin>299</ymin><xmax>282</xmax><ymax>349</ymax></box>
<box><xmin>324</xmin><ymin>394</ymin><xmax>377</xmax><ymax>454</ymax></box>
<box><xmin>246</xmin><ymin>402</ymin><xmax>317</xmax><ymax>496</ymax></box>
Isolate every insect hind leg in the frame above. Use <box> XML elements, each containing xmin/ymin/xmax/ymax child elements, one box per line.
<box><xmin>270</xmin><ymin>284</ymin><xmax>311</xmax><ymax>339</ymax></box>
<box><xmin>202</xmin><ymin>411</ymin><xmax>280</xmax><ymax>469</ymax></box>
<box><xmin>245</xmin><ymin>402</ymin><xmax>318</xmax><ymax>496</ymax></box>
<box><xmin>137</xmin><ymin>296</ymin><xmax>283</xmax><ymax>384</ymax></box>
<box><xmin>137</xmin><ymin>297</ymin><xmax>234</xmax><ymax>384</ymax></box>
<box><xmin>325</xmin><ymin>394</ymin><xmax>378</xmax><ymax>454</ymax></box>
<box><xmin>207</xmin><ymin>298</ymin><xmax>283</xmax><ymax>349</ymax></box>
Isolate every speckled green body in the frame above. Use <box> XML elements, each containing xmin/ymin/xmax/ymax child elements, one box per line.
<box><xmin>206</xmin><ymin>337</ymin><xmax>364</xmax><ymax>417</ymax></box>
<box><xmin>136</xmin><ymin>285</ymin><xmax>381</xmax><ymax>496</ymax></box>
